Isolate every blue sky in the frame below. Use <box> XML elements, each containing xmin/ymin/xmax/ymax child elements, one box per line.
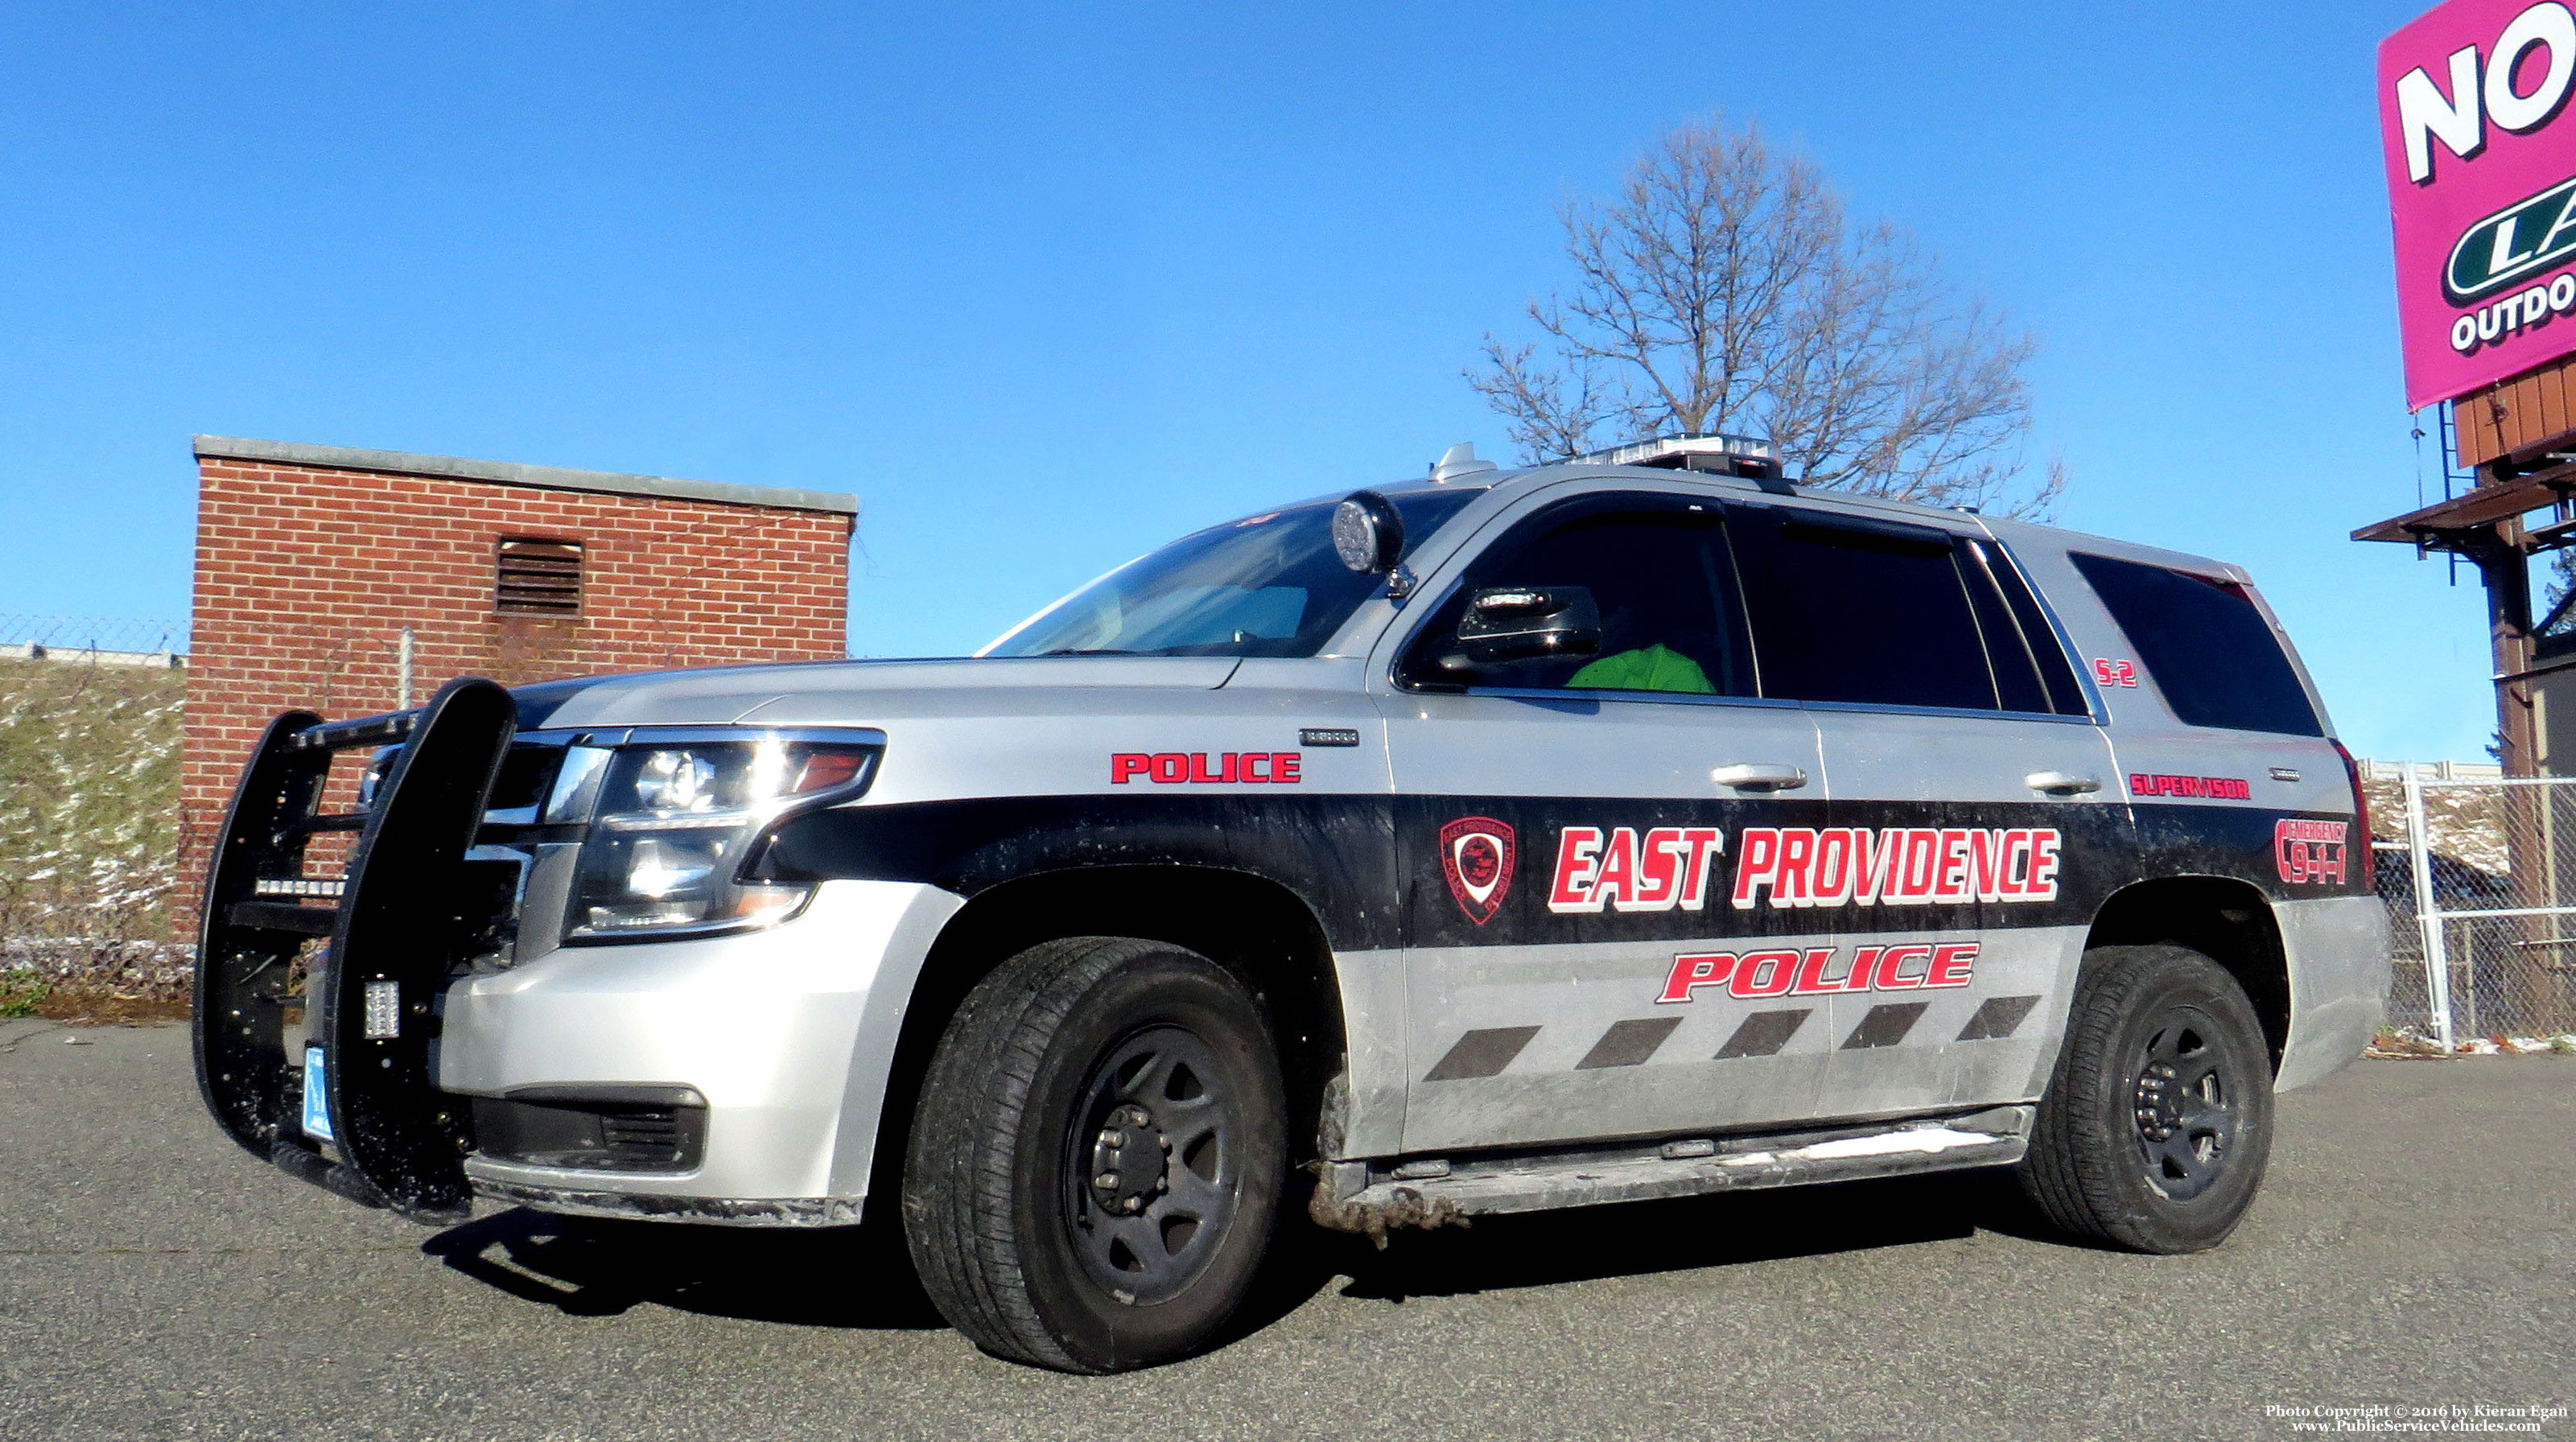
<box><xmin>0</xmin><ymin>1</ymin><xmax>2495</xmax><ymax>760</ymax></box>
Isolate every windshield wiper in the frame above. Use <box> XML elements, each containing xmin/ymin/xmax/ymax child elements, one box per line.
<box><xmin>1037</xmin><ymin>647</ymin><xmax>1140</xmax><ymax>657</ymax></box>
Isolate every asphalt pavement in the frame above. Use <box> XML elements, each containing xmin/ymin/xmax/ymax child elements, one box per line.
<box><xmin>2</xmin><ymin>1018</ymin><xmax>2567</xmax><ymax>1441</ymax></box>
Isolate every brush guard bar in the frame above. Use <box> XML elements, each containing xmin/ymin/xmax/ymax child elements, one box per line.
<box><xmin>192</xmin><ymin>677</ymin><xmax>517</xmax><ymax>1222</ymax></box>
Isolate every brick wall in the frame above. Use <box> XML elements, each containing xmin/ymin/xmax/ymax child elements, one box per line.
<box><xmin>181</xmin><ymin>447</ymin><xmax>853</xmax><ymax>916</ymax></box>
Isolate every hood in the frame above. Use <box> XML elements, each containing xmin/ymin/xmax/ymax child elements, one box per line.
<box><xmin>511</xmin><ymin>655</ymin><xmax>1245</xmax><ymax>731</ymax></box>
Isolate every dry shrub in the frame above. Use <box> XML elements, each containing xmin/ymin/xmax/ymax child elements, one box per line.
<box><xmin>0</xmin><ymin>657</ymin><xmax>189</xmax><ymax>1021</ymax></box>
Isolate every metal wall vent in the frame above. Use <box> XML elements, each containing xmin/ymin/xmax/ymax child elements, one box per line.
<box><xmin>495</xmin><ymin>538</ymin><xmax>583</xmax><ymax>617</ymax></box>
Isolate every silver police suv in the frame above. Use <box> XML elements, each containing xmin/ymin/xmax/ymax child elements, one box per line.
<box><xmin>196</xmin><ymin>437</ymin><xmax>2388</xmax><ymax>1372</ymax></box>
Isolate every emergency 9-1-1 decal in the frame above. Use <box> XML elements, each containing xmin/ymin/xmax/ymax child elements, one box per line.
<box><xmin>2275</xmin><ymin>819</ymin><xmax>2350</xmax><ymax>884</ymax></box>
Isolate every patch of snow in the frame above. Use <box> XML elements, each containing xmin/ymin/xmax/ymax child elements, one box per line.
<box><xmin>2457</xmin><ymin>1034</ymin><xmax>2576</xmax><ymax>1055</ymax></box>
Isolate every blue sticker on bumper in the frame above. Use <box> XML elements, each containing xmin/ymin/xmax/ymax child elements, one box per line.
<box><xmin>301</xmin><ymin>1044</ymin><xmax>333</xmax><ymax>1142</ymax></box>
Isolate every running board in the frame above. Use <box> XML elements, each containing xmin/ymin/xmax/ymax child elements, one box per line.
<box><xmin>1312</xmin><ymin>1106</ymin><xmax>2034</xmax><ymax>1241</ymax></box>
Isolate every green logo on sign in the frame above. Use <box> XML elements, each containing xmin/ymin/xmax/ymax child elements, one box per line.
<box><xmin>2446</xmin><ymin>175</ymin><xmax>2576</xmax><ymax>303</ymax></box>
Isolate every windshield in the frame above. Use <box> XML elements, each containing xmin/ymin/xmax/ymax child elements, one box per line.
<box><xmin>983</xmin><ymin>488</ymin><xmax>1485</xmax><ymax>659</ymax></box>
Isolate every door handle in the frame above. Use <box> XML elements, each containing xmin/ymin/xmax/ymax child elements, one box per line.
<box><xmin>2025</xmin><ymin>770</ymin><xmax>2101</xmax><ymax>796</ymax></box>
<box><xmin>1713</xmin><ymin>763</ymin><xmax>1809</xmax><ymax>792</ymax></box>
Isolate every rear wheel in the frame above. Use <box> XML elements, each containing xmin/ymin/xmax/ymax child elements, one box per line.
<box><xmin>902</xmin><ymin>937</ymin><xmax>1286</xmax><ymax>1372</ymax></box>
<box><xmin>2018</xmin><ymin>943</ymin><xmax>2273</xmax><ymax>1253</ymax></box>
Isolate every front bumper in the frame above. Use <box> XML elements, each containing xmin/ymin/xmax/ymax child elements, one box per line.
<box><xmin>438</xmin><ymin>879</ymin><xmax>962</xmax><ymax>1222</ymax></box>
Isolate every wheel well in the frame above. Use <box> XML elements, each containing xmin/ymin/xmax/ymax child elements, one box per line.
<box><xmin>2084</xmin><ymin>876</ymin><xmax>2290</xmax><ymax>1072</ymax></box>
<box><xmin>863</xmin><ymin>866</ymin><xmax>1348</xmax><ymax>1207</ymax></box>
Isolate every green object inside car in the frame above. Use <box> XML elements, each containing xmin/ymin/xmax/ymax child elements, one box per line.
<box><xmin>1568</xmin><ymin>643</ymin><xmax>1715</xmax><ymax>694</ymax></box>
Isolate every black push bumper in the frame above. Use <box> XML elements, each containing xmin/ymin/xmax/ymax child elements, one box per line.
<box><xmin>192</xmin><ymin>677</ymin><xmax>517</xmax><ymax>1222</ymax></box>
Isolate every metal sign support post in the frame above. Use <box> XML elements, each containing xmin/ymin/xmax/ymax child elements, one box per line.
<box><xmin>2403</xmin><ymin>763</ymin><xmax>2457</xmax><ymax>1053</ymax></box>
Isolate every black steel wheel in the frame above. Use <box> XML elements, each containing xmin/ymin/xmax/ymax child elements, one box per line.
<box><xmin>903</xmin><ymin>937</ymin><xmax>1286</xmax><ymax>1372</ymax></box>
<box><xmin>2128</xmin><ymin>1007</ymin><xmax>2239</xmax><ymax>1201</ymax></box>
<box><xmin>1063</xmin><ymin>1026</ymin><xmax>1245</xmax><ymax>1307</ymax></box>
<box><xmin>2019</xmin><ymin>943</ymin><xmax>2274</xmax><ymax>1253</ymax></box>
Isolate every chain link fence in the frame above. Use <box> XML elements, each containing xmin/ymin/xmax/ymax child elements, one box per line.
<box><xmin>0</xmin><ymin>615</ymin><xmax>189</xmax><ymax>665</ymax></box>
<box><xmin>2373</xmin><ymin>764</ymin><xmax>2576</xmax><ymax>1050</ymax></box>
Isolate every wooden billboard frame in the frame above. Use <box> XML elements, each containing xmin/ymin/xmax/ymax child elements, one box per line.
<box><xmin>2357</xmin><ymin>353</ymin><xmax>2576</xmax><ymax>779</ymax></box>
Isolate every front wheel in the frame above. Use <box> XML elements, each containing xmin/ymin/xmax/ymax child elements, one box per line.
<box><xmin>2018</xmin><ymin>943</ymin><xmax>2275</xmax><ymax>1254</ymax></box>
<box><xmin>902</xmin><ymin>937</ymin><xmax>1287</xmax><ymax>1372</ymax></box>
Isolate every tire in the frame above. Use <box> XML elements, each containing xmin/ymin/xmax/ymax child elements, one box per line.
<box><xmin>2018</xmin><ymin>943</ymin><xmax>2275</xmax><ymax>1254</ymax></box>
<box><xmin>901</xmin><ymin>937</ymin><xmax>1288</xmax><ymax>1372</ymax></box>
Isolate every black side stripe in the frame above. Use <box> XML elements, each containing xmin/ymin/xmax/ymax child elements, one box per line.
<box><xmin>1842</xmin><ymin>1003</ymin><xmax>1929</xmax><ymax>1050</ymax></box>
<box><xmin>1714</xmin><ymin>1009</ymin><xmax>1810</xmax><ymax>1060</ymax></box>
<box><xmin>1956</xmin><ymin>995</ymin><xmax>2041</xmax><ymax>1042</ymax></box>
<box><xmin>1576</xmin><ymin>1017</ymin><xmax>1683</xmax><ymax>1069</ymax></box>
<box><xmin>1424</xmin><ymin>1026</ymin><xmax>1541</xmax><ymax>1082</ymax></box>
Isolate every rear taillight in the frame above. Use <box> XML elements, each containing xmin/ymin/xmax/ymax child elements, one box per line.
<box><xmin>2331</xmin><ymin>739</ymin><xmax>2373</xmax><ymax>890</ymax></box>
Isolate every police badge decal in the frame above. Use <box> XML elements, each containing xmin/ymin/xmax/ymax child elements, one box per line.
<box><xmin>1440</xmin><ymin>816</ymin><xmax>1516</xmax><ymax>925</ymax></box>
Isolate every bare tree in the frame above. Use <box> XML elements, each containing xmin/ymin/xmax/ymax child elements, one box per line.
<box><xmin>1470</xmin><ymin>116</ymin><xmax>2060</xmax><ymax>517</ymax></box>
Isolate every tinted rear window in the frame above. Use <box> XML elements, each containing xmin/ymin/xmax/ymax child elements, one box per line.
<box><xmin>2069</xmin><ymin>552</ymin><xmax>2321</xmax><ymax>735</ymax></box>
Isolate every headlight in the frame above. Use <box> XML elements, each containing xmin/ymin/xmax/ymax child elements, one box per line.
<box><xmin>563</xmin><ymin>735</ymin><xmax>878</xmax><ymax>941</ymax></box>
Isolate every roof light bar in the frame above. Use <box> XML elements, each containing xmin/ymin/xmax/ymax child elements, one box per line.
<box><xmin>1577</xmin><ymin>433</ymin><xmax>1782</xmax><ymax>480</ymax></box>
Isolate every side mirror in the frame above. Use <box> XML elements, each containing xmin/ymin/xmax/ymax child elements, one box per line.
<box><xmin>1441</xmin><ymin>586</ymin><xmax>1603</xmax><ymax>670</ymax></box>
<box><xmin>1332</xmin><ymin>491</ymin><xmax>1405</xmax><ymax>574</ymax></box>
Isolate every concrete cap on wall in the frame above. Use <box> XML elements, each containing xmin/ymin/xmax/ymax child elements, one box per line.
<box><xmin>191</xmin><ymin>435</ymin><xmax>860</xmax><ymax>517</ymax></box>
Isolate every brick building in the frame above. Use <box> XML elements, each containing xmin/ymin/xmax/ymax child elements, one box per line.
<box><xmin>181</xmin><ymin>435</ymin><xmax>857</xmax><ymax>903</ymax></box>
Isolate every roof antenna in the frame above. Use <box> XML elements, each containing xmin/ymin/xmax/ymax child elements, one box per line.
<box><xmin>1429</xmin><ymin>442</ymin><xmax>1499</xmax><ymax>483</ymax></box>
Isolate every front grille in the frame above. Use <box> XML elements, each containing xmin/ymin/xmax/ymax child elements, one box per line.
<box><xmin>461</xmin><ymin>736</ymin><xmax>574</xmax><ymax>966</ymax></box>
<box><xmin>486</xmin><ymin>744</ymin><xmax>565</xmax><ymax>814</ymax></box>
<box><xmin>452</xmin><ymin>857</ymin><xmax>526</xmax><ymax>969</ymax></box>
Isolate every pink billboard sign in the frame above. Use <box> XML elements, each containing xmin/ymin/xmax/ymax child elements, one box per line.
<box><xmin>2380</xmin><ymin>0</ymin><xmax>2576</xmax><ymax>410</ymax></box>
